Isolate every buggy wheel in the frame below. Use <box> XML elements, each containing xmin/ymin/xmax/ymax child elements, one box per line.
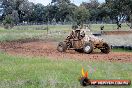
<box><xmin>57</xmin><ymin>42</ymin><xmax>67</xmax><ymax>52</ymax></box>
<box><xmin>83</xmin><ymin>43</ymin><xmax>93</xmax><ymax>54</ymax></box>
<box><xmin>101</xmin><ymin>43</ymin><xmax>111</xmax><ymax>54</ymax></box>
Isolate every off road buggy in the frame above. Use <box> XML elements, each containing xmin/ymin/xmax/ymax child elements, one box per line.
<box><xmin>57</xmin><ymin>29</ymin><xmax>111</xmax><ymax>54</ymax></box>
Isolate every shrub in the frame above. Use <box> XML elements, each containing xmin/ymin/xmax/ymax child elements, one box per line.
<box><xmin>3</xmin><ymin>15</ymin><xmax>14</xmax><ymax>29</ymax></box>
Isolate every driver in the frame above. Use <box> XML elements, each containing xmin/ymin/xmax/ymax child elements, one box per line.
<box><xmin>68</xmin><ymin>25</ymin><xmax>86</xmax><ymax>40</ymax></box>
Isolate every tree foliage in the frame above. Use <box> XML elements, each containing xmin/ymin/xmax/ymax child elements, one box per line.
<box><xmin>106</xmin><ymin>0</ymin><xmax>132</xmax><ymax>28</ymax></box>
<box><xmin>74</xmin><ymin>6</ymin><xmax>90</xmax><ymax>25</ymax></box>
<box><xmin>1</xmin><ymin>0</ymin><xmax>132</xmax><ymax>29</ymax></box>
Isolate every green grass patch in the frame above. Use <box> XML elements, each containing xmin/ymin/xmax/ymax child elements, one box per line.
<box><xmin>0</xmin><ymin>53</ymin><xmax>131</xmax><ymax>88</ymax></box>
<box><xmin>0</xmin><ymin>25</ymin><xmax>71</xmax><ymax>42</ymax></box>
<box><xmin>14</xmin><ymin>25</ymin><xmax>71</xmax><ymax>31</ymax></box>
<box><xmin>91</xmin><ymin>24</ymin><xmax>130</xmax><ymax>32</ymax></box>
<box><xmin>0</xmin><ymin>28</ymin><xmax>47</xmax><ymax>42</ymax></box>
<box><xmin>0</xmin><ymin>24</ymin><xmax>130</xmax><ymax>42</ymax></box>
<box><xmin>112</xmin><ymin>48</ymin><xmax>132</xmax><ymax>52</ymax></box>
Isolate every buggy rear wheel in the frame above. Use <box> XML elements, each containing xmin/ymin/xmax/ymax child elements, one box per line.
<box><xmin>101</xmin><ymin>43</ymin><xmax>111</xmax><ymax>54</ymax></box>
<box><xmin>57</xmin><ymin>42</ymin><xmax>67</xmax><ymax>52</ymax></box>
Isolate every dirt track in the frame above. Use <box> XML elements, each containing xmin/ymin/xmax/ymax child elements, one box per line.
<box><xmin>0</xmin><ymin>40</ymin><xmax>132</xmax><ymax>63</ymax></box>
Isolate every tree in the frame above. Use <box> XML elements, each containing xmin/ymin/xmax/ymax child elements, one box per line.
<box><xmin>106</xmin><ymin>0</ymin><xmax>132</xmax><ymax>28</ymax></box>
<box><xmin>74</xmin><ymin>6</ymin><xmax>90</xmax><ymax>25</ymax></box>
<box><xmin>12</xmin><ymin>10</ymin><xmax>19</xmax><ymax>24</ymax></box>
<box><xmin>45</xmin><ymin>5</ymin><xmax>59</xmax><ymax>23</ymax></box>
<box><xmin>19</xmin><ymin>1</ymin><xmax>35</xmax><ymax>22</ymax></box>
<box><xmin>46</xmin><ymin>0</ymin><xmax>77</xmax><ymax>24</ymax></box>
<box><xmin>3</xmin><ymin>14</ymin><xmax>14</xmax><ymax>29</ymax></box>
<box><xmin>81</xmin><ymin>0</ymin><xmax>99</xmax><ymax>9</ymax></box>
<box><xmin>80</xmin><ymin>0</ymin><xmax>100</xmax><ymax>23</ymax></box>
<box><xmin>2</xmin><ymin>0</ymin><xmax>27</xmax><ymax>26</ymax></box>
<box><xmin>2</xmin><ymin>0</ymin><xmax>25</xmax><ymax>14</ymax></box>
<box><xmin>30</xmin><ymin>3</ymin><xmax>46</xmax><ymax>23</ymax></box>
<box><xmin>56</xmin><ymin>2</ymin><xmax>76</xmax><ymax>23</ymax></box>
<box><xmin>97</xmin><ymin>3</ymin><xmax>111</xmax><ymax>23</ymax></box>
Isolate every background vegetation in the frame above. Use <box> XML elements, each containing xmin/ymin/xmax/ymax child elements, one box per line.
<box><xmin>0</xmin><ymin>0</ymin><xmax>132</xmax><ymax>29</ymax></box>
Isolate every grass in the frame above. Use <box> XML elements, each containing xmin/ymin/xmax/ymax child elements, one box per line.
<box><xmin>0</xmin><ymin>53</ymin><xmax>132</xmax><ymax>88</ymax></box>
<box><xmin>0</xmin><ymin>25</ymin><xmax>72</xmax><ymax>42</ymax></box>
<box><xmin>0</xmin><ymin>27</ymin><xmax>47</xmax><ymax>42</ymax></box>
<box><xmin>14</xmin><ymin>23</ymin><xmax>131</xmax><ymax>32</ymax></box>
<box><xmin>14</xmin><ymin>25</ymin><xmax>72</xmax><ymax>31</ymax></box>
<box><xmin>112</xmin><ymin>48</ymin><xmax>132</xmax><ymax>52</ymax></box>
<box><xmin>91</xmin><ymin>24</ymin><xmax>130</xmax><ymax>32</ymax></box>
<box><xmin>0</xmin><ymin>23</ymin><xmax>130</xmax><ymax>42</ymax></box>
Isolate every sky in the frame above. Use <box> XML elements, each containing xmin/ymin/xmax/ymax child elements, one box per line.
<box><xmin>28</xmin><ymin>0</ymin><xmax>105</xmax><ymax>6</ymax></box>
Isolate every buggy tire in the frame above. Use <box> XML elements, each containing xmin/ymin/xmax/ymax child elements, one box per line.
<box><xmin>57</xmin><ymin>42</ymin><xmax>67</xmax><ymax>52</ymax></box>
<box><xmin>101</xmin><ymin>43</ymin><xmax>111</xmax><ymax>54</ymax></box>
<box><xmin>83</xmin><ymin>43</ymin><xmax>93</xmax><ymax>54</ymax></box>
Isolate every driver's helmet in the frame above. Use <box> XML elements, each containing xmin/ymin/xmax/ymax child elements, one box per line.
<box><xmin>72</xmin><ymin>25</ymin><xmax>78</xmax><ymax>30</ymax></box>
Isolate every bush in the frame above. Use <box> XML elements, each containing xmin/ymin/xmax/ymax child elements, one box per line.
<box><xmin>3</xmin><ymin>15</ymin><xmax>14</xmax><ymax>29</ymax></box>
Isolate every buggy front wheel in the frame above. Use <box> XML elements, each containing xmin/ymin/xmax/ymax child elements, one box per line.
<box><xmin>57</xmin><ymin>42</ymin><xmax>67</xmax><ymax>52</ymax></box>
<box><xmin>83</xmin><ymin>43</ymin><xmax>93</xmax><ymax>54</ymax></box>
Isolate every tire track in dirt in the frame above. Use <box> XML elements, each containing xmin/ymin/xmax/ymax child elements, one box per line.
<box><xmin>0</xmin><ymin>40</ymin><xmax>132</xmax><ymax>63</ymax></box>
